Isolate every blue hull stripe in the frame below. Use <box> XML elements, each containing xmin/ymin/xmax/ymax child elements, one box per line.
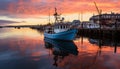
<box><xmin>44</xmin><ymin>29</ymin><xmax>77</xmax><ymax>40</ymax></box>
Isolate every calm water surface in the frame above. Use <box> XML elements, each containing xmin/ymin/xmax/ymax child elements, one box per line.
<box><xmin>0</xmin><ymin>28</ymin><xmax>120</xmax><ymax>69</ymax></box>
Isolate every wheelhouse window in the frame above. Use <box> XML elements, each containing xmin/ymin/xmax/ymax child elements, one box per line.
<box><xmin>61</xmin><ymin>26</ymin><xmax>62</xmax><ymax>29</ymax></box>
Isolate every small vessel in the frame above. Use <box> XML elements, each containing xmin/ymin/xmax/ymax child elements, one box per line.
<box><xmin>0</xmin><ymin>26</ymin><xmax>3</xmax><ymax>28</ymax></box>
<box><xmin>44</xmin><ymin>8</ymin><xmax>77</xmax><ymax>40</ymax></box>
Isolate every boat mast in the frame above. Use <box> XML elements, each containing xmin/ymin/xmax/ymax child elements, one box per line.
<box><xmin>94</xmin><ymin>2</ymin><xmax>101</xmax><ymax>15</ymax></box>
<box><xmin>49</xmin><ymin>8</ymin><xmax>50</xmax><ymax>24</ymax></box>
<box><xmin>54</xmin><ymin>8</ymin><xmax>60</xmax><ymax>24</ymax></box>
<box><xmin>94</xmin><ymin>2</ymin><xmax>102</xmax><ymax>29</ymax></box>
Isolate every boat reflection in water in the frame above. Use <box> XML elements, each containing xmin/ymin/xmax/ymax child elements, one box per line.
<box><xmin>44</xmin><ymin>38</ymin><xmax>78</xmax><ymax>67</ymax></box>
<box><xmin>89</xmin><ymin>38</ymin><xmax>120</xmax><ymax>53</ymax></box>
<box><xmin>89</xmin><ymin>38</ymin><xmax>120</xmax><ymax>46</ymax></box>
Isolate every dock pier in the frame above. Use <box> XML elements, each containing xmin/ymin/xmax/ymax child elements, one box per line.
<box><xmin>77</xmin><ymin>28</ymin><xmax>120</xmax><ymax>39</ymax></box>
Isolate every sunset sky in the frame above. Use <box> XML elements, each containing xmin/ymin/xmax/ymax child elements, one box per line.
<box><xmin>0</xmin><ymin>0</ymin><xmax>120</xmax><ymax>26</ymax></box>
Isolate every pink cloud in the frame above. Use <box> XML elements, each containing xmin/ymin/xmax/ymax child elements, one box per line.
<box><xmin>8</xmin><ymin>0</ymin><xmax>120</xmax><ymax>18</ymax></box>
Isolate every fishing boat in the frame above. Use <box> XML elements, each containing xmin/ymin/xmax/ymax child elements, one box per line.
<box><xmin>44</xmin><ymin>8</ymin><xmax>77</xmax><ymax>40</ymax></box>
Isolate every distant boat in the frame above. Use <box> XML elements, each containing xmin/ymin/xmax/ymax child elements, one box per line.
<box><xmin>0</xmin><ymin>26</ymin><xmax>3</xmax><ymax>28</ymax></box>
<box><xmin>17</xmin><ymin>27</ymin><xmax>20</xmax><ymax>29</ymax></box>
<box><xmin>44</xmin><ymin>8</ymin><xmax>77</xmax><ymax>40</ymax></box>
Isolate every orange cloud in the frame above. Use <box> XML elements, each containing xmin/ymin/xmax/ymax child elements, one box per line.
<box><xmin>8</xmin><ymin>0</ymin><xmax>120</xmax><ymax>18</ymax></box>
<box><xmin>30</xmin><ymin>0</ymin><xmax>42</xmax><ymax>2</ymax></box>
